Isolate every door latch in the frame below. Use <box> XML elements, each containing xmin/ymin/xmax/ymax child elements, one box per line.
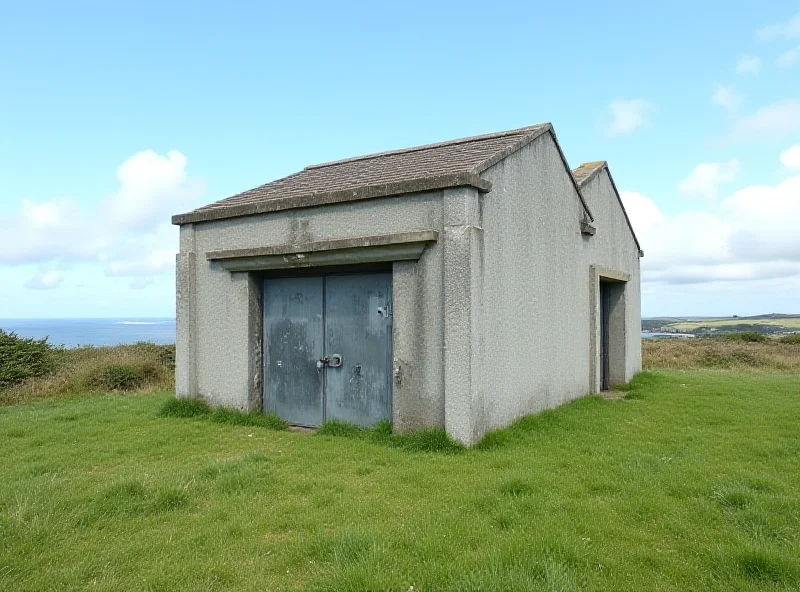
<box><xmin>317</xmin><ymin>354</ymin><xmax>343</xmax><ymax>369</ymax></box>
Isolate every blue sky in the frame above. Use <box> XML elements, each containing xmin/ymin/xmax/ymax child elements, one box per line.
<box><xmin>1</xmin><ymin>1</ymin><xmax>799</xmax><ymax>318</ymax></box>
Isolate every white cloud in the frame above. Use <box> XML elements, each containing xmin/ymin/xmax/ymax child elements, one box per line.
<box><xmin>623</xmin><ymin>162</ymin><xmax>800</xmax><ymax>285</ymax></box>
<box><xmin>105</xmin><ymin>247</ymin><xmax>175</xmax><ymax>277</ymax></box>
<box><xmin>712</xmin><ymin>84</ymin><xmax>742</xmax><ymax>112</ymax></box>
<box><xmin>757</xmin><ymin>13</ymin><xmax>800</xmax><ymax>41</ymax></box>
<box><xmin>0</xmin><ymin>150</ymin><xmax>205</xmax><ymax>287</ymax></box>
<box><xmin>25</xmin><ymin>270</ymin><xmax>63</xmax><ymax>290</ymax></box>
<box><xmin>780</xmin><ymin>145</ymin><xmax>800</xmax><ymax>170</ymax></box>
<box><xmin>777</xmin><ymin>46</ymin><xmax>800</xmax><ymax>67</ymax></box>
<box><xmin>729</xmin><ymin>99</ymin><xmax>800</xmax><ymax>139</ymax></box>
<box><xmin>101</xmin><ymin>150</ymin><xmax>204</xmax><ymax>232</ymax></box>
<box><xmin>619</xmin><ymin>191</ymin><xmax>664</xmax><ymax>235</ymax></box>
<box><xmin>678</xmin><ymin>160</ymin><xmax>741</xmax><ymax>200</ymax></box>
<box><xmin>736</xmin><ymin>55</ymin><xmax>761</xmax><ymax>74</ymax></box>
<box><xmin>604</xmin><ymin>99</ymin><xmax>655</xmax><ymax>137</ymax></box>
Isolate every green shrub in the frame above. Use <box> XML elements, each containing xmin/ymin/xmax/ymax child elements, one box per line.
<box><xmin>722</xmin><ymin>332</ymin><xmax>768</xmax><ymax>343</ymax></box>
<box><xmin>90</xmin><ymin>365</ymin><xmax>143</xmax><ymax>391</ymax></box>
<box><xmin>0</xmin><ymin>329</ymin><xmax>54</xmax><ymax>389</ymax></box>
<box><xmin>778</xmin><ymin>334</ymin><xmax>800</xmax><ymax>345</ymax></box>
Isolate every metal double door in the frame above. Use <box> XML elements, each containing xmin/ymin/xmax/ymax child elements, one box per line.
<box><xmin>263</xmin><ymin>273</ymin><xmax>392</xmax><ymax>427</ymax></box>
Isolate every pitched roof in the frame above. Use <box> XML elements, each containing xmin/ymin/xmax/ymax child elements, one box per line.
<box><xmin>571</xmin><ymin>161</ymin><xmax>642</xmax><ymax>253</ymax></box>
<box><xmin>571</xmin><ymin>161</ymin><xmax>607</xmax><ymax>187</ymax></box>
<box><xmin>173</xmin><ymin>124</ymin><xmax>553</xmax><ymax>225</ymax></box>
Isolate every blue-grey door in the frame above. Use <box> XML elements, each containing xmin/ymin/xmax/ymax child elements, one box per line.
<box><xmin>263</xmin><ymin>273</ymin><xmax>392</xmax><ymax>427</ymax></box>
<box><xmin>263</xmin><ymin>276</ymin><xmax>325</xmax><ymax>427</ymax></box>
<box><xmin>324</xmin><ymin>273</ymin><xmax>392</xmax><ymax>427</ymax></box>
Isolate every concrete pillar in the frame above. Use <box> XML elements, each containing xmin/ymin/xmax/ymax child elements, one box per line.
<box><xmin>246</xmin><ymin>274</ymin><xmax>263</xmax><ymax>412</ymax></box>
<box><xmin>175</xmin><ymin>225</ymin><xmax>197</xmax><ymax>398</ymax></box>
<box><xmin>442</xmin><ymin>187</ymin><xmax>485</xmax><ymax>446</ymax></box>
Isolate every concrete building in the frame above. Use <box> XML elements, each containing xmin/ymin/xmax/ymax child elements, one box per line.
<box><xmin>173</xmin><ymin>124</ymin><xmax>642</xmax><ymax>446</ymax></box>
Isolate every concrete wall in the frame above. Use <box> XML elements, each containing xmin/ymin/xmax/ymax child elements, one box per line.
<box><xmin>580</xmin><ymin>169</ymin><xmax>642</xmax><ymax>389</ymax></box>
<box><xmin>479</xmin><ymin>134</ymin><xmax>593</xmax><ymax>433</ymax></box>
<box><xmin>477</xmin><ymin>134</ymin><xmax>641</xmax><ymax>437</ymax></box>
<box><xmin>176</xmin><ymin>191</ymin><xmax>447</xmax><ymax>432</ymax></box>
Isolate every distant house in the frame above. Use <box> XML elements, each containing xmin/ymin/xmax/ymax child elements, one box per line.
<box><xmin>172</xmin><ymin>124</ymin><xmax>642</xmax><ymax>445</ymax></box>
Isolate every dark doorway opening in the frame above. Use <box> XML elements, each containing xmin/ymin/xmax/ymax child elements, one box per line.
<box><xmin>599</xmin><ymin>281</ymin><xmax>612</xmax><ymax>391</ymax></box>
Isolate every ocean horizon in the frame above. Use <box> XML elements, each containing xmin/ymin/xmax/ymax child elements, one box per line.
<box><xmin>0</xmin><ymin>318</ymin><xmax>176</xmax><ymax>348</ymax></box>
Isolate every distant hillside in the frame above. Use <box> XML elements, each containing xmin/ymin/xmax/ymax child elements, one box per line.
<box><xmin>642</xmin><ymin>314</ymin><xmax>800</xmax><ymax>335</ymax></box>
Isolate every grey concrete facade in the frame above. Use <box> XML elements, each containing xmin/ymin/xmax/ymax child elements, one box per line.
<box><xmin>174</xmin><ymin>127</ymin><xmax>642</xmax><ymax>445</ymax></box>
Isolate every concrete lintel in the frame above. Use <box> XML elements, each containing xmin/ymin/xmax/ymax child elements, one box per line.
<box><xmin>593</xmin><ymin>265</ymin><xmax>630</xmax><ymax>283</ymax></box>
<box><xmin>173</xmin><ymin>174</ymin><xmax>492</xmax><ymax>225</ymax></box>
<box><xmin>207</xmin><ymin>231</ymin><xmax>438</xmax><ymax>272</ymax></box>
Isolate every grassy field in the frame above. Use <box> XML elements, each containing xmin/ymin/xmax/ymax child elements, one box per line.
<box><xmin>643</xmin><ymin>337</ymin><xmax>800</xmax><ymax>373</ymax></box>
<box><xmin>645</xmin><ymin>314</ymin><xmax>800</xmax><ymax>334</ymax></box>
<box><xmin>668</xmin><ymin>318</ymin><xmax>800</xmax><ymax>331</ymax></box>
<box><xmin>0</xmin><ymin>342</ymin><xmax>174</xmax><ymax>407</ymax></box>
<box><xmin>2</xmin><ymin>370</ymin><xmax>799</xmax><ymax>591</ymax></box>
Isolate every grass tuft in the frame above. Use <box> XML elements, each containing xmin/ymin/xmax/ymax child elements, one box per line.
<box><xmin>498</xmin><ymin>478</ymin><xmax>533</xmax><ymax>497</ymax></box>
<box><xmin>317</xmin><ymin>420</ymin><xmax>366</xmax><ymax>438</ymax></box>
<box><xmin>210</xmin><ymin>409</ymin><xmax>288</xmax><ymax>431</ymax></box>
<box><xmin>738</xmin><ymin>550</ymin><xmax>798</xmax><ymax>584</ymax></box>
<box><xmin>316</xmin><ymin>421</ymin><xmax>464</xmax><ymax>453</ymax></box>
<box><xmin>159</xmin><ymin>398</ymin><xmax>287</xmax><ymax>430</ymax></box>
<box><xmin>159</xmin><ymin>397</ymin><xmax>211</xmax><ymax>418</ymax></box>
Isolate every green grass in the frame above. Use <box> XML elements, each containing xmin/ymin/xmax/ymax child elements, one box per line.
<box><xmin>158</xmin><ymin>396</ymin><xmax>289</xmax><ymax>430</ymax></box>
<box><xmin>1</xmin><ymin>371</ymin><xmax>799</xmax><ymax>590</ymax></box>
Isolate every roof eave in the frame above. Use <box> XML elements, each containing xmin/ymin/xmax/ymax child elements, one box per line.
<box><xmin>172</xmin><ymin>172</ymin><xmax>492</xmax><ymax>225</ymax></box>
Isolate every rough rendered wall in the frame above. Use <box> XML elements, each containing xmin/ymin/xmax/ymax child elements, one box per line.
<box><xmin>179</xmin><ymin>191</ymin><xmax>446</xmax><ymax>430</ymax></box>
<box><xmin>580</xmin><ymin>170</ymin><xmax>642</xmax><ymax>386</ymax></box>
<box><xmin>479</xmin><ymin>134</ymin><xmax>592</xmax><ymax>431</ymax></box>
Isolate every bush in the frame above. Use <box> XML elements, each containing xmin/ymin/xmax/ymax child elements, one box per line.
<box><xmin>0</xmin><ymin>329</ymin><xmax>54</xmax><ymax>389</ymax></box>
<box><xmin>778</xmin><ymin>334</ymin><xmax>800</xmax><ymax>345</ymax></box>
<box><xmin>90</xmin><ymin>365</ymin><xmax>143</xmax><ymax>391</ymax></box>
<box><xmin>721</xmin><ymin>332</ymin><xmax>768</xmax><ymax>343</ymax></box>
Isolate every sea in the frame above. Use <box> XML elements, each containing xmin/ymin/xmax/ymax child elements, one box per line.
<box><xmin>0</xmin><ymin>318</ymin><xmax>176</xmax><ymax>348</ymax></box>
<box><xmin>0</xmin><ymin>317</ymin><xmax>676</xmax><ymax>348</ymax></box>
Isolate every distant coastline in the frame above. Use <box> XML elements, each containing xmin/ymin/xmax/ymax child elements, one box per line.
<box><xmin>0</xmin><ymin>318</ymin><xmax>176</xmax><ymax>348</ymax></box>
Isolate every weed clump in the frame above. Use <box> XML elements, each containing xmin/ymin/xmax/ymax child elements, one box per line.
<box><xmin>89</xmin><ymin>365</ymin><xmax>143</xmax><ymax>391</ymax></box>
